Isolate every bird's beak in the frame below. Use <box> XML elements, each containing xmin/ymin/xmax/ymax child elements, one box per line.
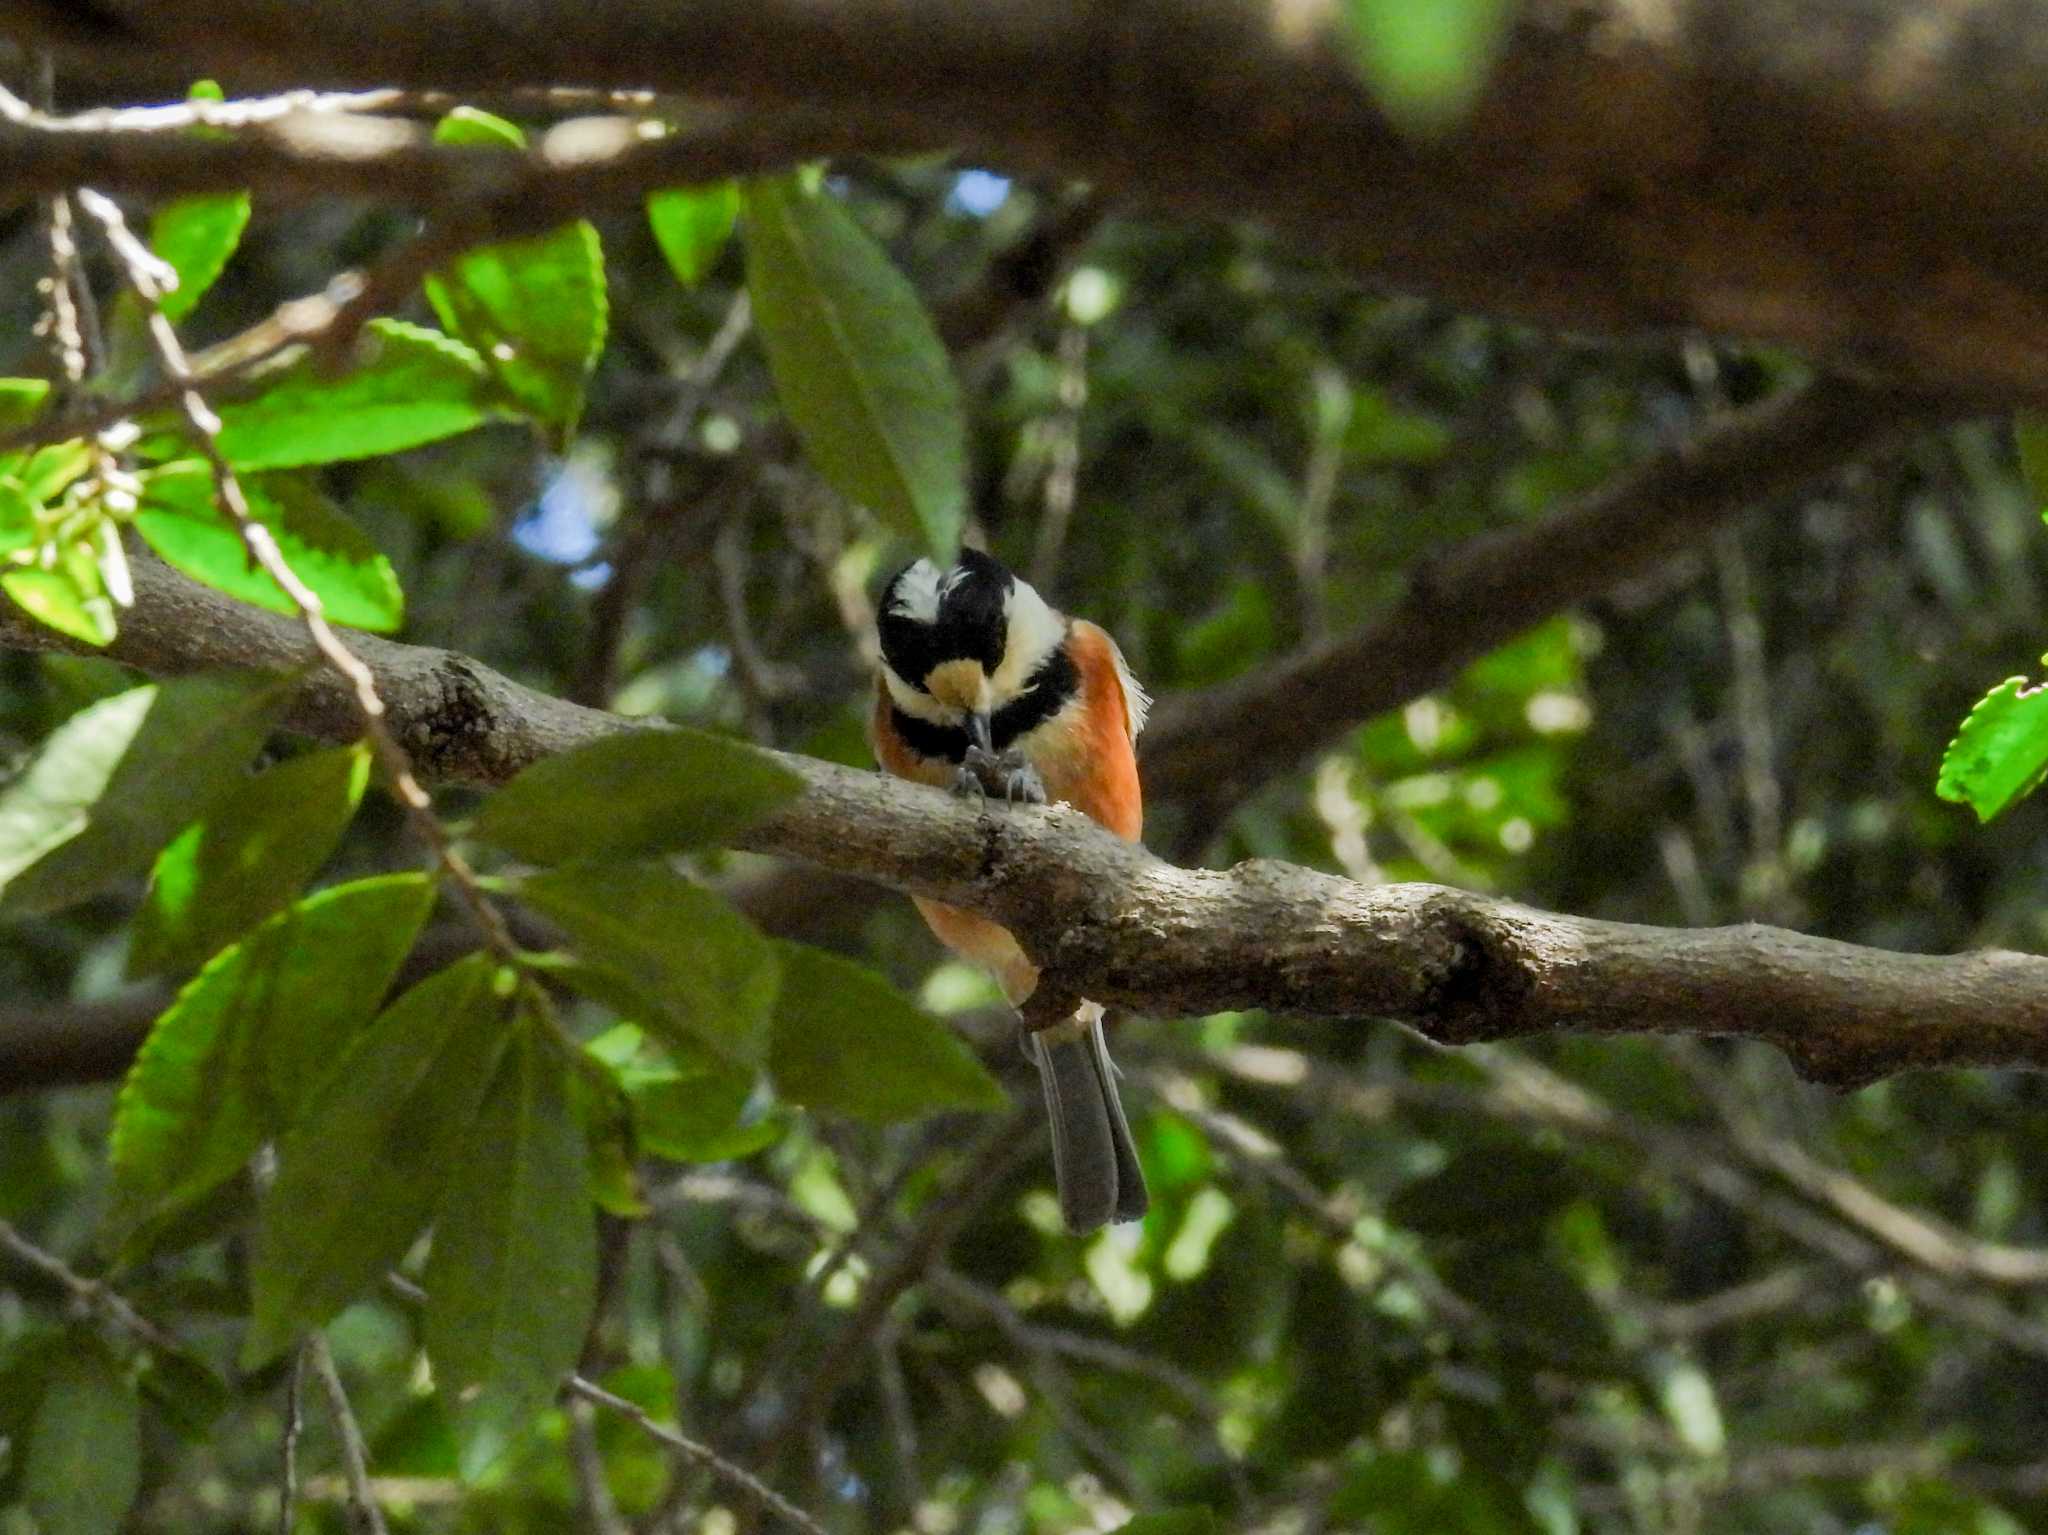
<box><xmin>967</xmin><ymin>712</ymin><xmax>994</xmax><ymax>756</ymax></box>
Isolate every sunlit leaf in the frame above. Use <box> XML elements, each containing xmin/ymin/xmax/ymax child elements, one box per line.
<box><xmin>1338</xmin><ymin>0</ymin><xmax>1517</xmax><ymax>136</ymax></box>
<box><xmin>130</xmin><ymin>741</ymin><xmax>373</xmax><ymax>976</ymax></box>
<box><xmin>768</xmin><ymin>944</ymin><xmax>1006</xmax><ymax>1122</ymax></box>
<box><xmin>135</xmin><ymin>461</ymin><xmax>405</xmax><ymax>632</ymax></box>
<box><xmin>152</xmin><ymin>191</ymin><xmax>251</xmax><ymax>323</ymax></box>
<box><xmin>425</xmin><ymin>109</ymin><xmax>607</xmax><ymax>438</ymax></box>
<box><xmin>0</xmin><ymin>671</ymin><xmax>287</xmax><ymax>915</ymax></box>
<box><xmin>212</xmin><ymin>318</ymin><xmax>506</xmax><ymax>469</ymax></box>
<box><xmin>244</xmin><ymin>954</ymin><xmax>517</xmax><ymax>1366</ymax></box>
<box><xmin>0</xmin><ymin>378</ymin><xmax>51</xmax><ymax>434</ymax></box>
<box><xmin>1938</xmin><ymin>675</ymin><xmax>2048</xmax><ymax>820</ymax></box>
<box><xmin>469</xmin><ymin>726</ymin><xmax>802</xmax><ymax>865</ymax></box>
<box><xmin>426</xmin><ymin>1020</ymin><xmax>597</xmax><ymax>1480</ymax></box>
<box><xmin>744</xmin><ymin>174</ymin><xmax>965</xmax><ymax>558</ymax></box>
<box><xmin>648</xmin><ymin>182</ymin><xmax>740</xmax><ymax>287</ymax></box>
<box><xmin>2</xmin><ymin>550</ymin><xmax>115</xmax><ymax>647</ymax></box>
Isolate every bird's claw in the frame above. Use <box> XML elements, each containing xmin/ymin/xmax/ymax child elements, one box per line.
<box><xmin>954</xmin><ymin>745</ymin><xmax>1046</xmax><ymax>806</ymax></box>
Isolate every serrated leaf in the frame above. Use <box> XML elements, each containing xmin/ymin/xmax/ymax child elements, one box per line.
<box><xmin>152</xmin><ymin>191</ymin><xmax>250</xmax><ymax>323</ymax></box>
<box><xmin>0</xmin><ymin>378</ymin><xmax>51</xmax><ymax>434</ymax></box>
<box><xmin>768</xmin><ymin>944</ymin><xmax>1005</xmax><ymax>1122</ymax></box>
<box><xmin>648</xmin><ymin>182</ymin><xmax>739</xmax><ymax>287</ymax></box>
<box><xmin>23</xmin><ymin>1340</ymin><xmax>141</xmax><ymax>1535</ymax></box>
<box><xmin>425</xmin><ymin>1021</ymin><xmax>597</xmax><ymax>1480</ymax></box>
<box><xmin>130</xmin><ymin>742</ymin><xmax>372</xmax><ymax>977</ymax></box>
<box><xmin>105</xmin><ymin>874</ymin><xmax>436</xmax><ymax>1258</ymax></box>
<box><xmin>517</xmin><ymin>862</ymin><xmax>779</xmax><ymax>1069</ymax></box>
<box><xmin>1938</xmin><ymin>675</ymin><xmax>2048</xmax><ymax>820</ymax></box>
<box><xmin>425</xmin><ymin>109</ymin><xmax>607</xmax><ymax>437</ymax></box>
<box><xmin>744</xmin><ymin>174</ymin><xmax>964</xmax><ymax>558</ymax></box>
<box><xmin>213</xmin><ymin>318</ymin><xmax>506</xmax><ymax>469</ymax></box>
<box><xmin>0</xmin><ymin>671</ymin><xmax>287</xmax><ymax>915</ymax></box>
<box><xmin>135</xmin><ymin>461</ymin><xmax>405</xmax><ymax>631</ymax></box>
<box><xmin>469</xmin><ymin>727</ymin><xmax>802</xmax><ymax>865</ymax></box>
<box><xmin>244</xmin><ymin>954</ymin><xmax>517</xmax><ymax>1366</ymax></box>
<box><xmin>1338</xmin><ymin>0</ymin><xmax>1514</xmax><ymax>136</ymax></box>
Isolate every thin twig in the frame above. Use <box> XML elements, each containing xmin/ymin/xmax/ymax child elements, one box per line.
<box><xmin>0</xmin><ymin>1217</ymin><xmax>185</xmax><ymax>1355</ymax></box>
<box><xmin>307</xmin><ymin>1334</ymin><xmax>391</xmax><ymax>1535</ymax></box>
<box><xmin>279</xmin><ymin>1345</ymin><xmax>308</xmax><ymax>1535</ymax></box>
<box><xmin>565</xmin><ymin>1375</ymin><xmax>828</xmax><ymax>1535</ymax></box>
<box><xmin>566</xmin><ymin>1396</ymin><xmax>632</xmax><ymax>1535</ymax></box>
<box><xmin>72</xmin><ymin>187</ymin><xmax>523</xmax><ymax>963</ymax></box>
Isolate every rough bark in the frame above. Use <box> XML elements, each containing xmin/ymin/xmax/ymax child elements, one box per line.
<box><xmin>1</xmin><ymin>551</ymin><xmax>2041</xmax><ymax>1092</ymax></box>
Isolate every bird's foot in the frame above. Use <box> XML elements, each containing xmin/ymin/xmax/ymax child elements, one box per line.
<box><xmin>955</xmin><ymin>745</ymin><xmax>1046</xmax><ymax>806</ymax></box>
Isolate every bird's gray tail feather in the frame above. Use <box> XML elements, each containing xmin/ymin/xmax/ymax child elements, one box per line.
<box><xmin>1030</xmin><ymin>1008</ymin><xmax>1148</xmax><ymax>1234</ymax></box>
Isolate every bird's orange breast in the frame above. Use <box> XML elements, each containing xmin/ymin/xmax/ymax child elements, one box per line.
<box><xmin>871</xmin><ymin>620</ymin><xmax>1143</xmax><ymax>1005</ymax></box>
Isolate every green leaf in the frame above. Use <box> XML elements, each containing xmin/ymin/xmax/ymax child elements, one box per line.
<box><xmin>105</xmin><ymin>874</ymin><xmax>437</xmax><ymax>1257</ymax></box>
<box><xmin>244</xmin><ymin>954</ymin><xmax>518</xmax><ymax>1366</ymax></box>
<box><xmin>590</xmin><ymin>1025</ymin><xmax>780</xmax><ymax>1162</ymax></box>
<box><xmin>21</xmin><ymin>439</ymin><xmax>93</xmax><ymax>502</ymax></box>
<box><xmin>425</xmin><ymin>1021</ymin><xmax>597</xmax><ymax>1480</ymax></box>
<box><xmin>2017</xmin><ymin>412</ymin><xmax>2048</xmax><ymax>512</ymax></box>
<box><xmin>0</xmin><ymin>378</ymin><xmax>51</xmax><ymax>434</ymax></box>
<box><xmin>434</xmin><ymin>105</ymin><xmax>526</xmax><ymax>151</ymax></box>
<box><xmin>648</xmin><ymin>182</ymin><xmax>740</xmax><ymax>287</ymax></box>
<box><xmin>0</xmin><ymin>478</ymin><xmax>38</xmax><ymax>557</ymax></box>
<box><xmin>768</xmin><ymin>944</ymin><xmax>1005</xmax><ymax>1122</ymax></box>
<box><xmin>135</xmin><ymin>461</ymin><xmax>405</xmax><ymax>632</ymax></box>
<box><xmin>1338</xmin><ymin>0</ymin><xmax>1515</xmax><ymax>136</ymax></box>
<box><xmin>424</xmin><ymin>109</ymin><xmax>607</xmax><ymax>437</ymax></box>
<box><xmin>131</xmin><ymin>741</ymin><xmax>373</xmax><ymax>977</ymax></box>
<box><xmin>635</xmin><ymin>1070</ymin><xmax>782</xmax><ymax>1162</ymax></box>
<box><xmin>2</xmin><ymin>551</ymin><xmax>115</xmax><ymax>647</ymax></box>
<box><xmin>23</xmin><ymin>1340</ymin><xmax>141</xmax><ymax>1535</ymax></box>
<box><xmin>151</xmin><ymin>191</ymin><xmax>251</xmax><ymax>323</ymax></box>
<box><xmin>469</xmin><ymin>727</ymin><xmax>803</xmax><ymax>865</ymax></box>
<box><xmin>1116</xmin><ymin>1513</ymin><xmax>1221</xmax><ymax>1535</ymax></box>
<box><xmin>1938</xmin><ymin>675</ymin><xmax>2048</xmax><ymax>820</ymax></box>
<box><xmin>0</xmin><ymin>671</ymin><xmax>287</xmax><ymax>915</ymax></box>
<box><xmin>517</xmin><ymin>862</ymin><xmax>779</xmax><ymax>1069</ymax></box>
<box><xmin>213</xmin><ymin>318</ymin><xmax>505</xmax><ymax>470</ymax></box>
<box><xmin>743</xmin><ymin>174</ymin><xmax>965</xmax><ymax>558</ymax></box>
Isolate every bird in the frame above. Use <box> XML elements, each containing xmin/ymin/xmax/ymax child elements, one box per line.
<box><xmin>870</xmin><ymin>547</ymin><xmax>1149</xmax><ymax>1232</ymax></box>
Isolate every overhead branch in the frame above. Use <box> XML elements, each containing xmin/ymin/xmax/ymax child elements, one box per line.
<box><xmin>13</xmin><ymin>1</ymin><xmax>2048</xmax><ymax>390</ymax></box>
<box><xmin>1143</xmin><ymin>375</ymin><xmax>1954</xmax><ymax>812</ymax></box>
<box><xmin>3</xmin><ymin>552</ymin><xmax>2044</xmax><ymax>1091</ymax></box>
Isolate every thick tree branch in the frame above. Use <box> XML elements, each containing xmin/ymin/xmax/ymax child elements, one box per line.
<box><xmin>14</xmin><ymin>2</ymin><xmax>2048</xmax><ymax>390</ymax></box>
<box><xmin>2</xmin><ymin>550</ymin><xmax>2043</xmax><ymax>1091</ymax></box>
<box><xmin>1145</xmin><ymin>375</ymin><xmax>1955</xmax><ymax>811</ymax></box>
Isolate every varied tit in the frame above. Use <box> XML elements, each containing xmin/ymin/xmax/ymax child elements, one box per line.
<box><xmin>871</xmin><ymin>548</ymin><xmax>1150</xmax><ymax>1232</ymax></box>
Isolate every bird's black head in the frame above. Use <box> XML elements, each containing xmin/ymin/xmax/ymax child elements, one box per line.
<box><xmin>877</xmin><ymin>547</ymin><xmax>1016</xmax><ymax>692</ymax></box>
